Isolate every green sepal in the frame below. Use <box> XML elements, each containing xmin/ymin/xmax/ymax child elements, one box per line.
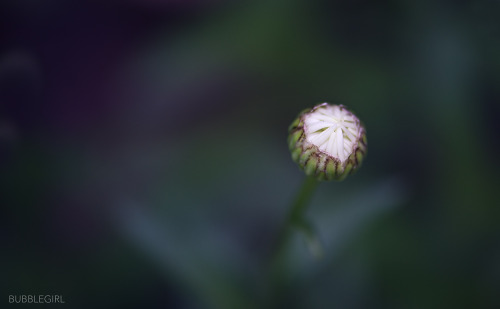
<box><xmin>299</xmin><ymin>148</ymin><xmax>313</xmax><ymax>166</ymax></box>
<box><xmin>356</xmin><ymin>149</ymin><xmax>364</xmax><ymax>166</ymax></box>
<box><xmin>338</xmin><ymin>163</ymin><xmax>353</xmax><ymax>181</ymax></box>
<box><xmin>325</xmin><ymin>160</ymin><xmax>336</xmax><ymax>180</ymax></box>
<box><xmin>304</xmin><ymin>158</ymin><xmax>318</xmax><ymax>176</ymax></box>
<box><xmin>288</xmin><ymin>130</ymin><xmax>303</xmax><ymax>150</ymax></box>
<box><xmin>291</xmin><ymin>147</ymin><xmax>302</xmax><ymax>163</ymax></box>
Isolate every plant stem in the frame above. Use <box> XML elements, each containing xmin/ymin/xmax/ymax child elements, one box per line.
<box><xmin>288</xmin><ymin>176</ymin><xmax>318</xmax><ymax>226</ymax></box>
<box><xmin>269</xmin><ymin>176</ymin><xmax>319</xmax><ymax>290</ymax></box>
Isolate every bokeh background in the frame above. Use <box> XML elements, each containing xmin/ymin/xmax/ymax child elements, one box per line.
<box><xmin>1</xmin><ymin>0</ymin><xmax>500</xmax><ymax>308</ymax></box>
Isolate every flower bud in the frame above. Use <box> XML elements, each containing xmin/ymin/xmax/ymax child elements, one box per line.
<box><xmin>288</xmin><ymin>103</ymin><xmax>367</xmax><ymax>181</ymax></box>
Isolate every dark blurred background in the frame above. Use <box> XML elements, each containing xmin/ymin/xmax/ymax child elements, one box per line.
<box><xmin>1</xmin><ymin>0</ymin><xmax>499</xmax><ymax>308</ymax></box>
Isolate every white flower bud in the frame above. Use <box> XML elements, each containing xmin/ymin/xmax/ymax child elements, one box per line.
<box><xmin>288</xmin><ymin>103</ymin><xmax>367</xmax><ymax>181</ymax></box>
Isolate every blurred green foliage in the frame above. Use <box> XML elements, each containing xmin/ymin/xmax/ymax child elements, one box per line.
<box><xmin>1</xmin><ymin>0</ymin><xmax>499</xmax><ymax>308</ymax></box>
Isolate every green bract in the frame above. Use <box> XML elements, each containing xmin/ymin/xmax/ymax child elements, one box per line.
<box><xmin>288</xmin><ymin>103</ymin><xmax>367</xmax><ymax>181</ymax></box>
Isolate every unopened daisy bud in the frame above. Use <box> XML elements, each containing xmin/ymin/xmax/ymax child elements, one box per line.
<box><xmin>288</xmin><ymin>103</ymin><xmax>367</xmax><ymax>181</ymax></box>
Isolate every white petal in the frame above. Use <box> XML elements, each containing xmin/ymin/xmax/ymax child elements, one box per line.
<box><xmin>311</xmin><ymin>126</ymin><xmax>334</xmax><ymax>146</ymax></box>
<box><xmin>336</xmin><ymin>128</ymin><xmax>344</xmax><ymax>161</ymax></box>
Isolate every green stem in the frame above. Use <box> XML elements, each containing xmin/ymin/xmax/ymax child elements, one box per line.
<box><xmin>288</xmin><ymin>176</ymin><xmax>318</xmax><ymax>226</ymax></box>
<box><xmin>275</xmin><ymin>175</ymin><xmax>318</xmax><ymax>257</ymax></box>
<box><xmin>268</xmin><ymin>176</ymin><xmax>319</xmax><ymax>304</ymax></box>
